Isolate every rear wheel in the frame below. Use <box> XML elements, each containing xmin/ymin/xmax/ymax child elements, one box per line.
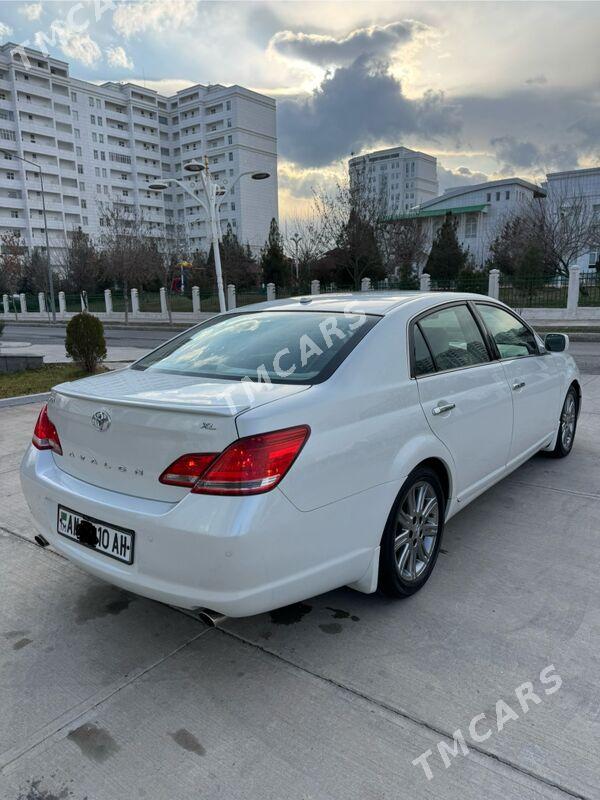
<box><xmin>550</xmin><ymin>386</ymin><xmax>579</xmax><ymax>458</ymax></box>
<box><xmin>378</xmin><ymin>467</ymin><xmax>445</xmax><ymax>598</ymax></box>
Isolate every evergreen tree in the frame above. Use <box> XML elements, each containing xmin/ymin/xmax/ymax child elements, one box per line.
<box><xmin>424</xmin><ymin>213</ymin><xmax>468</xmax><ymax>283</ymax></box>
<box><xmin>206</xmin><ymin>225</ymin><xmax>259</xmax><ymax>290</ymax></box>
<box><xmin>260</xmin><ymin>218</ymin><xmax>290</xmax><ymax>286</ymax></box>
<box><xmin>336</xmin><ymin>208</ymin><xmax>385</xmax><ymax>289</ymax></box>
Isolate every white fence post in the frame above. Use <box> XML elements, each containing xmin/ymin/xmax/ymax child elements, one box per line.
<box><xmin>80</xmin><ymin>292</ymin><xmax>87</xmax><ymax>312</ymax></box>
<box><xmin>227</xmin><ymin>284</ymin><xmax>236</xmax><ymax>310</ymax></box>
<box><xmin>361</xmin><ymin>277</ymin><xmax>372</xmax><ymax>292</ymax></box>
<box><xmin>2</xmin><ymin>294</ymin><xmax>9</xmax><ymax>316</ymax></box>
<box><xmin>266</xmin><ymin>283</ymin><xmax>276</xmax><ymax>301</ymax></box>
<box><xmin>19</xmin><ymin>293</ymin><xmax>27</xmax><ymax>314</ymax></box>
<box><xmin>488</xmin><ymin>268</ymin><xmax>500</xmax><ymax>299</ymax></box>
<box><xmin>310</xmin><ymin>279</ymin><xmax>320</xmax><ymax>295</ymax></box>
<box><xmin>104</xmin><ymin>289</ymin><xmax>113</xmax><ymax>317</ymax></box>
<box><xmin>159</xmin><ymin>287</ymin><xmax>168</xmax><ymax>319</ymax></box>
<box><xmin>38</xmin><ymin>292</ymin><xmax>46</xmax><ymax>314</ymax></box>
<box><xmin>567</xmin><ymin>265</ymin><xmax>580</xmax><ymax>316</ymax></box>
<box><xmin>131</xmin><ymin>287</ymin><xmax>140</xmax><ymax>317</ymax></box>
<box><xmin>192</xmin><ymin>285</ymin><xmax>201</xmax><ymax>314</ymax></box>
<box><xmin>420</xmin><ymin>273</ymin><xmax>431</xmax><ymax>291</ymax></box>
<box><xmin>58</xmin><ymin>291</ymin><xmax>66</xmax><ymax>318</ymax></box>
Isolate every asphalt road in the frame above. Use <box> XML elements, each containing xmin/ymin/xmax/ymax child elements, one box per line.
<box><xmin>1</xmin><ymin>376</ymin><xmax>600</xmax><ymax>799</ymax></box>
<box><xmin>3</xmin><ymin>322</ymin><xmax>600</xmax><ymax>372</ymax></box>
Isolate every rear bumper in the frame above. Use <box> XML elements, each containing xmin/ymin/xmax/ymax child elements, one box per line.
<box><xmin>20</xmin><ymin>447</ymin><xmax>390</xmax><ymax>617</ymax></box>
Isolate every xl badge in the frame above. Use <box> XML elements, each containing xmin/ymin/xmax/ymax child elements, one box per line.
<box><xmin>91</xmin><ymin>409</ymin><xmax>111</xmax><ymax>432</ymax></box>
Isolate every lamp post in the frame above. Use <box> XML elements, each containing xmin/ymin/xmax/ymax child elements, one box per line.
<box><xmin>290</xmin><ymin>231</ymin><xmax>302</xmax><ymax>282</ymax></box>
<box><xmin>1</xmin><ymin>149</ymin><xmax>56</xmax><ymax>322</ymax></box>
<box><xmin>149</xmin><ymin>159</ymin><xmax>270</xmax><ymax>313</ymax></box>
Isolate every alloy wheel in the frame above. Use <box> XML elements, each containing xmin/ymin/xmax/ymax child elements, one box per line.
<box><xmin>394</xmin><ymin>480</ymin><xmax>440</xmax><ymax>582</ymax></box>
<box><xmin>560</xmin><ymin>393</ymin><xmax>577</xmax><ymax>451</ymax></box>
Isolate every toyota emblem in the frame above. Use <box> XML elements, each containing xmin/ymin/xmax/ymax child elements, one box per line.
<box><xmin>91</xmin><ymin>409</ymin><xmax>112</xmax><ymax>432</ymax></box>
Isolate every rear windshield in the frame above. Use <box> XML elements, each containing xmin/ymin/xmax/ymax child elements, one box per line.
<box><xmin>131</xmin><ymin>310</ymin><xmax>379</xmax><ymax>384</ymax></box>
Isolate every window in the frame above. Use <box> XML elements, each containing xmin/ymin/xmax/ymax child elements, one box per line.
<box><xmin>228</xmin><ymin>152</ymin><xmax>233</xmax><ymax>161</ymax></box>
<box><xmin>133</xmin><ymin>311</ymin><xmax>379</xmax><ymax>384</ymax></box>
<box><xmin>505</xmin><ymin>191</ymin><xmax>510</xmax><ymax>200</ymax></box>
<box><xmin>79</xmin><ymin>181</ymin><xmax>85</xmax><ymax>190</ymax></box>
<box><xmin>413</xmin><ymin>325</ymin><xmax>435</xmax><ymax>376</ymax></box>
<box><xmin>89</xmin><ymin>97</ymin><xmax>94</xmax><ymax>107</ymax></box>
<box><xmin>81</xmin><ymin>199</ymin><xmax>87</xmax><ymax>208</ymax></box>
<box><xmin>74</xmin><ymin>128</ymin><xmax>80</xmax><ymax>139</ymax></box>
<box><xmin>71</xmin><ymin>91</ymin><xmax>77</xmax><ymax>102</ymax></box>
<box><xmin>6</xmin><ymin>171</ymin><xmax>14</xmax><ymax>179</ymax></box>
<box><xmin>92</xmin><ymin>132</ymin><xmax>97</xmax><ymax>142</ymax></box>
<box><xmin>95</xmin><ymin>167</ymin><xmax>100</xmax><ymax>176</ymax></box>
<box><xmin>97</xmin><ymin>117</ymin><xmax>103</xmax><ymax>126</ymax></box>
<box><xmin>464</xmin><ymin>214</ymin><xmax>478</xmax><ymax>238</ymax></box>
<box><xmin>486</xmin><ymin>192</ymin><xmax>491</xmax><ymax>202</ymax></box>
<box><xmin>417</xmin><ymin>305</ymin><xmax>490</xmax><ymax>372</ymax></box>
<box><xmin>227</xmin><ymin>134</ymin><xmax>233</xmax><ymax>144</ymax></box>
<box><xmin>102</xmin><ymin>168</ymin><xmax>107</xmax><ymax>177</ymax></box>
<box><xmin>99</xmin><ymin>133</ymin><xmax>104</xmax><ymax>143</ymax></box>
<box><xmin>93</xmin><ymin>150</ymin><xmax>98</xmax><ymax>159</ymax></box>
<box><xmin>495</xmin><ymin>192</ymin><xmax>500</xmax><ymax>201</ymax></box>
<box><xmin>76</xmin><ymin>146</ymin><xmax>82</xmax><ymax>157</ymax></box>
<box><xmin>226</xmin><ymin>100</ymin><xmax>231</xmax><ymax>111</ymax></box>
<box><xmin>476</xmin><ymin>304</ymin><xmax>539</xmax><ymax>359</ymax></box>
<box><xmin>10</xmin><ymin>210</ymin><xmax>18</xmax><ymax>218</ymax></box>
<box><xmin>73</xmin><ymin>110</ymin><xmax>78</xmax><ymax>121</ymax></box>
<box><xmin>96</xmin><ymin>99</ymin><xmax>101</xmax><ymax>109</ymax></box>
<box><xmin>82</xmin><ymin>215</ymin><xmax>88</xmax><ymax>225</ymax></box>
<box><xmin>77</xmin><ymin>164</ymin><xmax>83</xmax><ymax>174</ymax></box>
<box><xmin>90</xmin><ymin>114</ymin><xmax>96</xmax><ymax>124</ymax></box>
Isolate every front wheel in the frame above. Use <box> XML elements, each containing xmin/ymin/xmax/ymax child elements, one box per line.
<box><xmin>549</xmin><ymin>386</ymin><xmax>579</xmax><ymax>458</ymax></box>
<box><xmin>378</xmin><ymin>467</ymin><xmax>445</xmax><ymax>598</ymax></box>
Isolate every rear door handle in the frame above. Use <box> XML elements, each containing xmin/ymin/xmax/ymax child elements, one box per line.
<box><xmin>512</xmin><ymin>381</ymin><xmax>526</xmax><ymax>391</ymax></box>
<box><xmin>432</xmin><ymin>402</ymin><xmax>455</xmax><ymax>416</ymax></box>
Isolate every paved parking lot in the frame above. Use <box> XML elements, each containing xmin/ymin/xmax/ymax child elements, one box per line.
<box><xmin>1</xmin><ymin>375</ymin><xmax>600</xmax><ymax>799</ymax></box>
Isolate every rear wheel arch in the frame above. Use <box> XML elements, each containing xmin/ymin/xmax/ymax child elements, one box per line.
<box><xmin>414</xmin><ymin>457</ymin><xmax>451</xmax><ymax>513</ymax></box>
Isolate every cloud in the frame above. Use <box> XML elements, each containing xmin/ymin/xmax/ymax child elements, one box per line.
<box><xmin>34</xmin><ymin>22</ymin><xmax>102</xmax><ymax>67</ymax></box>
<box><xmin>270</xmin><ymin>20</ymin><xmax>429</xmax><ymax>66</ymax></box>
<box><xmin>0</xmin><ymin>22</ymin><xmax>13</xmax><ymax>40</ymax></box>
<box><xmin>438</xmin><ymin>165</ymin><xmax>489</xmax><ymax>192</ymax></box>
<box><xmin>113</xmin><ymin>0</ymin><xmax>198</xmax><ymax>37</ymax></box>
<box><xmin>525</xmin><ymin>74</ymin><xmax>547</xmax><ymax>85</ymax></box>
<box><xmin>20</xmin><ymin>3</ymin><xmax>43</xmax><ymax>21</ymax></box>
<box><xmin>491</xmin><ymin>135</ymin><xmax>580</xmax><ymax>174</ymax></box>
<box><xmin>106</xmin><ymin>45</ymin><xmax>134</xmax><ymax>70</ymax></box>
<box><xmin>278</xmin><ymin>56</ymin><xmax>460</xmax><ymax>167</ymax></box>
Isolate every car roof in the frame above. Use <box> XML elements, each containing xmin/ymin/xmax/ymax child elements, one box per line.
<box><xmin>231</xmin><ymin>291</ymin><xmax>497</xmax><ymax>316</ymax></box>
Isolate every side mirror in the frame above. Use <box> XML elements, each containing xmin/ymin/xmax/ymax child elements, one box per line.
<box><xmin>544</xmin><ymin>333</ymin><xmax>569</xmax><ymax>352</ymax></box>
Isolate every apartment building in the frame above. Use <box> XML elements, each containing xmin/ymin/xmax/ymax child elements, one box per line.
<box><xmin>0</xmin><ymin>43</ymin><xmax>278</xmax><ymax>263</ymax></box>
<box><xmin>348</xmin><ymin>146</ymin><xmax>438</xmax><ymax>214</ymax></box>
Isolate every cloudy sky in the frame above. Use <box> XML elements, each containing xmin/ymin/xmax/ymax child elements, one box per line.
<box><xmin>1</xmin><ymin>0</ymin><xmax>599</xmax><ymax>219</ymax></box>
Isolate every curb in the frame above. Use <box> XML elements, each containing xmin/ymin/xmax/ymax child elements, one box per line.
<box><xmin>0</xmin><ymin>392</ymin><xmax>50</xmax><ymax>409</ymax></box>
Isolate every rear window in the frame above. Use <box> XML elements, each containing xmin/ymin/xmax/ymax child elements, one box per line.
<box><xmin>132</xmin><ymin>310</ymin><xmax>379</xmax><ymax>384</ymax></box>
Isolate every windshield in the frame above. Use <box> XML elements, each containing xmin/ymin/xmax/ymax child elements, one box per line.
<box><xmin>131</xmin><ymin>310</ymin><xmax>379</xmax><ymax>384</ymax></box>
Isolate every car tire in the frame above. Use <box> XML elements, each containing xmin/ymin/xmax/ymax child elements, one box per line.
<box><xmin>378</xmin><ymin>466</ymin><xmax>445</xmax><ymax>598</ymax></box>
<box><xmin>549</xmin><ymin>385</ymin><xmax>579</xmax><ymax>458</ymax></box>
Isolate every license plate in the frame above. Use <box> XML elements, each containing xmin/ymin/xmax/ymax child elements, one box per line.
<box><xmin>57</xmin><ymin>506</ymin><xmax>135</xmax><ymax>565</ymax></box>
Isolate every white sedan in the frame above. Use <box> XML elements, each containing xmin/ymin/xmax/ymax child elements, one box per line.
<box><xmin>20</xmin><ymin>293</ymin><xmax>580</xmax><ymax>617</ymax></box>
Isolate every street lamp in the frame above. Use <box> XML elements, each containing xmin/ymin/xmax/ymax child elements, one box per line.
<box><xmin>149</xmin><ymin>158</ymin><xmax>270</xmax><ymax>313</ymax></box>
<box><xmin>290</xmin><ymin>232</ymin><xmax>302</xmax><ymax>282</ymax></box>
<box><xmin>0</xmin><ymin>149</ymin><xmax>56</xmax><ymax>322</ymax></box>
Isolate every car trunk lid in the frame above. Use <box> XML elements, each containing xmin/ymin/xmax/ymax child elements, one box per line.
<box><xmin>48</xmin><ymin>368</ymin><xmax>309</xmax><ymax>501</ymax></box>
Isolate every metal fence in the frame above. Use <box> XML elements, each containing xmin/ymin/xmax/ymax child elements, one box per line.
<box><xmin>579</xmin><ymin>272</ymin><xmax>600</xmax><ymax>307</ymax></box>
<box><xmin>499</xmin><ymin>275</ymin><xmax>569</xmax><ymax>308</ymax></box>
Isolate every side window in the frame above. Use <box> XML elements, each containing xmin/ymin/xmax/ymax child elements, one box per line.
<box><xmin>418</xmin><ymin>305</ymin><xmax>490</xmax><ymax>372</ymax></box>
<box><xmin>413</xmin><ymin>325</ymin><xmax>435</xmax><ymax>376</ymax></box>
<box><xmin>476</xmin><ymin>304</ymin><xmax>539</xmax><ymax>359</ymax></box>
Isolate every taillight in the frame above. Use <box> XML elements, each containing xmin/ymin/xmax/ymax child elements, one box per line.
<box><xmin>159</xmin><ymin>453</ymin><xmax>218</xmax><ymax>487</ymax></box>
<box><xmin>193</xmin><ymin>425</ymin><xmax>310</xmax><ymax>495</ymax></box>
<box><xmin>32</xmin><ymin>404</ymin><xmax>62</xmax><ymax>455</ymax></box>
<box><xmin>160</xmin><ymin>425</ymin><xmax>310</xmax><ymax>496</ymax></box>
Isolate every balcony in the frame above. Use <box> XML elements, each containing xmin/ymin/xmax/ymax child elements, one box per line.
<box><xmin>19</xmin><ymin>120</ymin><xmax>56</xmax><ymax>137</ymax></box>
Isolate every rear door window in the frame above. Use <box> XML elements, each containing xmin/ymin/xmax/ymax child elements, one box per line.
<box><xmin>417</xmin><ymin>305</ymin><xmax>490</xmax><ymax>372</ymax></box>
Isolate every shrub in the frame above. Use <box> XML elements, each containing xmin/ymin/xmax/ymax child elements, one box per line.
<box><xmin>65</xmin><ymin>312</ymin><xmax>107</xmax><ymax>373</ymax></box>
<box><xmin>0</xmin><ymin>320</ymin><xmax>4</xmax><ymax>339</ymax></box>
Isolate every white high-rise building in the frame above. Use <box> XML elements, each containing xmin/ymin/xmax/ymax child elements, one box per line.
<box><xmin>348</xmin><ymin>146</ymin><xmax>438</xmax><ymax>214</ymax></box>
<box><xmin>0</xmin><ymin>44</ymin><xmax>278</xmax><ymax>263</ymax></box>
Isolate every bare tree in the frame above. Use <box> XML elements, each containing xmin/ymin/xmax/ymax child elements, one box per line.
<box><xmin>519</xmin><ymin>189</ymin><xmax>600</xmax><ymax>278</ymax></box>
<box><xmin>380</xmin><ymin>217</ymin><xmax>428</xmax><ymax>286</ymax></box>
<box><xmin>98</xmin><ymin>200</ymin><xmax>155</xmax><ymax>325</ymax></box>
<box><xmin>0</xmin><ymin>232</ymin><xmax>26</xmax><ymax>319</ymax></box>
<box><xmin>311</xmin><ymin>176</ymin><xmax>386</xmax><ymax>289</ymax></box>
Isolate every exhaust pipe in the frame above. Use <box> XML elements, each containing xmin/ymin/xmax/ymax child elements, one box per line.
<box><xmin>195</xmin><ymin>608</ymin><xmax>227</xmax><ymax>627</ymax></box>
<box><xmin>34</xmin><ymin>534</ymin><xmax>49</xmax><ymax>548</ymax></box>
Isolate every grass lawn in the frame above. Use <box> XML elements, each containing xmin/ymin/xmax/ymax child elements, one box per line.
<box><xmin>0</xmin><ymin>363</ymin><xmax>107</xmax><ymax>399</ymax></box>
